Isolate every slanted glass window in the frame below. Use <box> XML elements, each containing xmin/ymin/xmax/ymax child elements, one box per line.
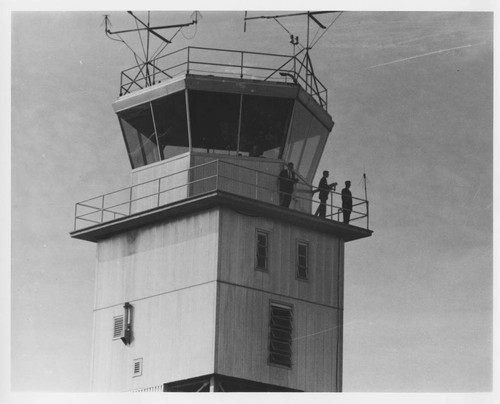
<box><xmin>239</xmin><ymin>95</ymin><xmax>293</xmax><ymax>159</ymax></box>
<box><xmin>255</xmin><ymin>230</ymin><xmax>269</xmax><ymax>271</ymax></box>
<box><xmin>118</xmin><ymin>102</ymin><xmax>159</xmax><ymax>169</ymax></box>
<box><xmin>296</xmin><ymin>241</ymin><xmax>309</xmax><ymax>280</ymax></box>
<box><xmin>269</xmin><ymin>303</ymin><xmax>293</xmax><ymax>368</ymax></box>
<box><xmin>188</xmin><ymin>90</ymin><xmax>240</xmax><ymax>154</ymax></box>
<box><xmin>284</xmin><ymin>102</ymin><xmax>330</xmax><ymax>184</ymax></box>
<box><xmin>283</xmin><ymin>102</ymin><xmax>312</xmax><ymax>168</ymax></box>
<box><xmin>300</xmin><ymin>134</ymin><xmax>321</xmax><ymax>180</ymax></box>
<box><xmin>302</xmin><ymin>116</ymin><xmax>327</xmax><ymax>180</ymax></box>
<box><xmin>151</xmin><ymin>91</ymin><xmax>189</xmax><ymax>160</ymax></box>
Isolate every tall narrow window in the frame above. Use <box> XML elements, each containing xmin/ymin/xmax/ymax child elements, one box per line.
<box><xmin>269</xmin><ymin>303</ymin><xmax>293</xmax><ymax>368</ymax></box>
<box><xmin>255</xmin><ymin>230</ymin><xmax>269</xmax><ymax>271</ymax></box>
<box><xmin>296</xmin><ymin>241</ymin><xmax>309</xmax><ymax>280</ymax></box>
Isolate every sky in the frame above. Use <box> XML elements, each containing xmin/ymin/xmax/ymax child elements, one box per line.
<box><xmin>3</xmin><ymin>0</ymin><xmax>496</xmax><ymax>402</ymax></box>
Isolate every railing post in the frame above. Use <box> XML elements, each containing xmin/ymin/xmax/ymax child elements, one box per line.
<box><xmin>216</xmin><ymin>160</ymin><xmax>219</xmax><ymax>191</ymax></box>
<box><xmin>240</xmin><ymin>51</ymin><xmax>244</xmax><ymax>79</ymax></box>
<box><xmin>255</xmin><ymin>171</ymin><xmax>258</xmax><ymax>200</ymax></box>
<box><xmin>101</xmin><ymin>196</ymin><xmax>105</xmax><ymax>224</ymax></box>
<box><xmin>74</xmin><ymin>203</ymin><xmax>78</xmax><ymax>231</ymax></box>
<box><xmin>366</xmin><ymin>200</ymin><xmax>369</xmax><ymax>229</ymax></box>
<box><xmin>129</xmin><ymin>187</ymin><xmax>133</xmax><ymax>215</ymax></box>
<box><xmin>157</xmin><ymin>178</ymin><xmax>161</xmax><ymax>207</ymax></box>
<box><xmin>187</xmin><ymin>47</ymin><xmax>190</xmax><ymax>74</ymax></box>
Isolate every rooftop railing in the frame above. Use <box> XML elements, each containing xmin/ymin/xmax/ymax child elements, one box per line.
<box><xmin>73</xmin><ymin>160</ymin><xmax>369</xmax><ymax>232</ymax></box>
<box><xmin>119</xmin><ymin>46</ymin><xmax>328</xmax><ymax>109</ymax></box>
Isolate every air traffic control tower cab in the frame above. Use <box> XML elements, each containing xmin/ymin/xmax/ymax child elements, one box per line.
<box><xmin>107</xmin><ymin>46</ymin><xmax>336</xmax><ymax>219</ymax></box>
<box><xmin>114</xmin><ymin>52</ymin><xmax>332</xmax><ymax>183</ymax></box>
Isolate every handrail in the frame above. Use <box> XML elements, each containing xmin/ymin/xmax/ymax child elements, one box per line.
<box><xmin>118</xmin><ymin>46</ymin><xmax>328</xmax><ymax>109</ymax></box>
<box><xmin>74</xmin><ymin>159</ymin><xmax>369</xmax><ymax>232</ymax></box>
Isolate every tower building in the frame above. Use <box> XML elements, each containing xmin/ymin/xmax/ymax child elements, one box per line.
<box><xmin>71</xmin><ymin>12</ymin><xmax>372</xmax><ymax>392</ymax></box>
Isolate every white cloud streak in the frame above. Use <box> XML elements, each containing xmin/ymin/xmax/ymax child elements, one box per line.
<box><xmin>366</xmin><ymin>43</ymin><xmax>477</xmax><ymax>69</ymax></box>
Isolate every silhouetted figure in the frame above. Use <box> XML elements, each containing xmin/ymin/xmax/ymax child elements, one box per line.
<box><xmin>312</xmin><ymin>170</ymin><xmax>337</xmax><ymax>218</ymax></box>
<box><xmin>341</xmin><ymin>180</ymin><xmax>352</xmax><ymax>224</ymax></box>
<box><xmin>249</xmin><ymin>144</ymin><xmax>262</xmax><ymax>157</ymax></box>
<box><xmin>279</xmin><ymin>162</ymin><xmax>299</xmax><ymax>208</ymax></box>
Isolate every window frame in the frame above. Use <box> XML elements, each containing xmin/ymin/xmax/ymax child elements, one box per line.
<box><xmin>255</xmin><ymin>229</ymin><xmax>270</xmax><ymax>272</ymax></box>
<box><xmin>296</xmin><ymin>239</ymin><xmax>310</xmax><ymax>281</ymax></box>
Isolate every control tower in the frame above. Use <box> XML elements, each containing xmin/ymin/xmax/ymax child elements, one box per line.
<box><xmin>71</xmin><ymin>12</ymin><xmax>372</xmax><ymax>392</ymax></box>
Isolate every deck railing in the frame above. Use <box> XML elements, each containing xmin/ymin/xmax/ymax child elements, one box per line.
<box><xmin>119</xmin><ymin>46</ymin><xmax>328</xmax><ymax>109</ymax></box>
<box><xmin>73</xmin><ymin>160</ymin><xmax>369</xmax><ymax>231</ymax></box>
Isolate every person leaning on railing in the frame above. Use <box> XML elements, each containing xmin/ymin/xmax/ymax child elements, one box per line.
<box><xmin>312</xmin><ymin>170</ymin><xmax>337</xmax><ymax>218</ymax></box>
<box><xmin>278</xmin><ymin>162</ymin><xmax>299</xmax><ymax>208</ymax></box>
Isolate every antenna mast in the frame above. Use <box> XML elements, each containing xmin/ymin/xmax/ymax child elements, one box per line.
<box><xmin>363</xmin><ymin>169</ymin><xmax>369</xmax><ymax>229</ymax></box>
<box><xmin>243</xmin><ymin>11</ymin><xmax>342</xmax><ymax>101</ymax></box>
<box><xmin>103</xmin><ymin>11</ymin><xmax>200</xmax><ymax>89</ymax></box>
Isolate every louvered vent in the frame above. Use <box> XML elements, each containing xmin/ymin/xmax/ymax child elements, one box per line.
<box><xmin>133</xmin><ymin>358</ymin><xmax>143</xmax><ymax>377</ymax></box>
<box><xmin>269</xmin><ymin>303</ymin><xmax>293</xmax><ymax>367</ymax></box>
<box><xmin>113</xmin><ymin>315</ymin><xmax>124</xmax><ymax>339</ymax></box>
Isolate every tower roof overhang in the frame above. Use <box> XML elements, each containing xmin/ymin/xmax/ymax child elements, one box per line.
<box><xmin>112</xmin><ymin>73</ymin><xmax>333</xmax><ymax>131</ymax></box>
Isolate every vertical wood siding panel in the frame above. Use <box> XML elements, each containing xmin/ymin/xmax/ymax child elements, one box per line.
<box><xmin>214</xmin><ymin>283</ymin><xmax>339</xmax><ymax>391</ymax></box>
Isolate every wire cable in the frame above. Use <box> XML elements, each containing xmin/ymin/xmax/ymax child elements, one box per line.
<box><xmin>134</xmin><ymin>17</ymin><xmax>147</xmax><ymax>61</ymax></box>
<box><xmin>103</xmin><ymin>16</ymin><xmax>146</xmax><ymax>64</ymax></box>
<box><xmin>151</xmin><ymin>26</ymin><xmax>185</xmax><ymax>60</ymax></box>
<box><xmin>181</xmin><ymin>19</ymin><xmax>198</xmax><ymax>40</ymax></box>
<box><xmin>310</xmin><ymin>11</ymin><xmax>343</xmax><ymax>49</ymax></box>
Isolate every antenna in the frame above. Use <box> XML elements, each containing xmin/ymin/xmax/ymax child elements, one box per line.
<box><xmin>243</xmin><ymin>11</ymin><xmax>343</xmax><ymax>101</ymax></box>
<box><xmin>363</xmin><ymin>172</ymin><xmax>368</xmax><ymax>201</ymax></box>
<box><xmin>103</xmin><ymin>11</ymin><xmax>200</xmax><ymax>88</ymax></box>
<box><xmin>362</xmin><ymin>167</ymin><xmax>369</xmax><ymax>229</ymax></box>
<box><xmin>358</xmin><ymin>165</ymin><xmax>368</xmax><ymax>200</ymax></box>
<box><xmin>243</xmin><ymin>11</ymin><xmax>342</xmax><ymax>51</ymax></box>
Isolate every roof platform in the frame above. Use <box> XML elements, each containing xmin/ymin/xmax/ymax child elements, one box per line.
<box><xmin>116</xmin><ymin>46</ymin><xmax>329</xmax><ymax>110</ymax></box>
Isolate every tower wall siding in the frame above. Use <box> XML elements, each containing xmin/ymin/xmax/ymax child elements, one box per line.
<box><xmin>91</xmin><ymin>209</ymin><xmax>220</xmax><ymax>391</ymax></box>
<box><xmin>91</xmin><ymin>283</ymin><xmax>217</xmax><ymax>391</ymax></box>
<box><xmin>215</xmin><ymin>207</ymin><xmax>343</xmax><ymax>391</ymax></box>
<box><xmin>215</xmin><ymin>283</ymin><xmax>341</xmax><ymax>391</ymax></box>
<box><xmin>218</xmin><ymin>207</ymin><xmax>342</xmax><ymax>307</ymax></box>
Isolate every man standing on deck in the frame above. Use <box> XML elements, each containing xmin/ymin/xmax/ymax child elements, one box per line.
<box><xmin>342</xmin><ymin>180</ymin><xmax>352</xmax><ymax>224</ymax></box>
<box><xmin>312</xmin><ymin>170</ymin><xmax>337</xmax><ymax>218</ymax></box>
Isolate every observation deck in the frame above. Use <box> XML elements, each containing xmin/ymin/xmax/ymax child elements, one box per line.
<box><xmin>71</xmin><ymin>153</ymin><xmax>371</xmax><ymax>242</ymax></box>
